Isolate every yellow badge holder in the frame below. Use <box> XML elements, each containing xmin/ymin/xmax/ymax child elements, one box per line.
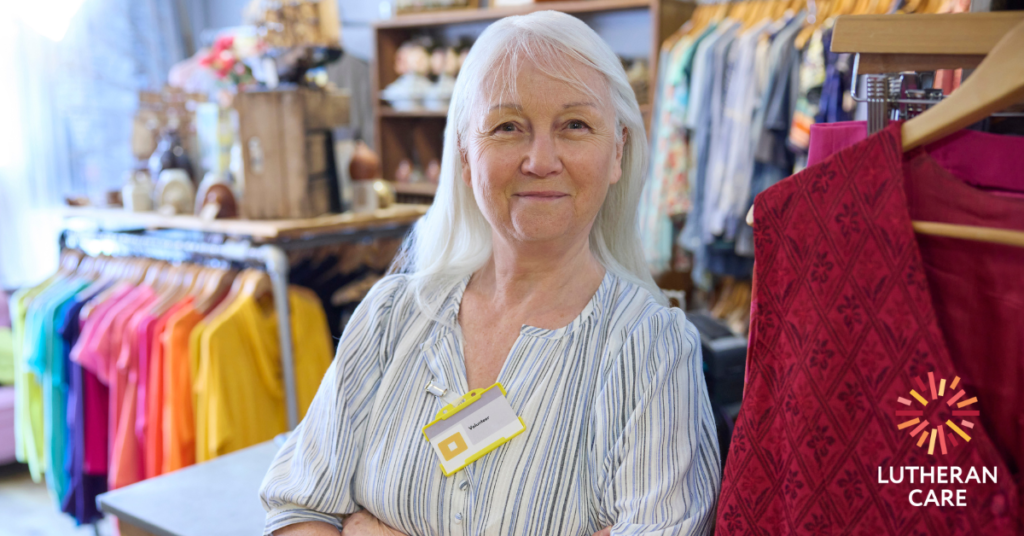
<box><xmin>422</xmin><ymin>382</ymin><xmax>526</xmax><ymax>477</ymax></box>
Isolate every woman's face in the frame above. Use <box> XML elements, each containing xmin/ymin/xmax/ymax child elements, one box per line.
<box><xmin>462</xmin><ymin>60</ymin><xmax>626</xmax><ymax>249</ymax></box>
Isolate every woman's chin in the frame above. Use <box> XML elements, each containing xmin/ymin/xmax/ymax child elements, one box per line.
<box><xmin>508</xmin><ymin>219</ymin><xmax>576</xmax><ymax>244</ymax></box>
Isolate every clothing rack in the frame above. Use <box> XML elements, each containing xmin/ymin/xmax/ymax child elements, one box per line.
<box><xmin>60</xmin><ymin>230</ymin><xmax>303</xmax><ymax>429</ymax></box>
<box><xmin>746</xmin><ymin>11</ymin><xmax>1024</xmax><ymax>226</ymax></box>
<box><xmin>58</xmin><ymin>205</ymin><xmax>425</xmax><ymax>429</ymax></box>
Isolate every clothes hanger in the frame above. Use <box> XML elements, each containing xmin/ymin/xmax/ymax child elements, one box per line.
<box><xmin>662</xmin><ymin>6</ymin><xmax>698</xmax><ymax>51</ymax></box>
<box><xmin>902</xmin><ymin>18</ymin><xmax>1024</xmax><ymax>150</ymax></box>
<box><xmin>195</xmin><ymin>267</ymin><xmax>239</xmax><ymax>316</ymax></box>
<box><xmin>748</xmin><ymin>17</ymin><xmax>1024</xmax><ymax>248</ymax></box>
<box><xmin>901</xmin><ymin>17</ymin><xmax>1024</xmax><ymax>245</ymax></box>
<box><xmin>795</xmin><ymin>0</ymin><xmax>831</xmax><ymax>49</ymax></box>
<box><xmin>239</xmin><ymin>269</ymin><xmax>273</xmax><ymax>301</ymax></box>
<box><xmin>150</xmin><ymin>263</ymin><xmax>197</xmax><ymax>317</ymax></box>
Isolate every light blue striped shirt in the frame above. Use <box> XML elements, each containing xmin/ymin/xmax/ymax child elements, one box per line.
<box><xmin>260</xmin><ymin>270</ymin><xmax>721</xmax><ymax>535</ymax></box>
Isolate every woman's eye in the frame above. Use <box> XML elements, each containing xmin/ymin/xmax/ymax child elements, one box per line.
<box><xmin>496</xmin><ymin>122</ymin><xmax>516</xmax><ymax>133</ymax></box>
<box><xmin>567</xmin><ymin>120</ymin><xmax>588</xmax><ymax>130</ymax></box>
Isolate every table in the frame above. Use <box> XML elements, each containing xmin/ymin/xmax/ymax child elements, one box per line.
<box><xmin>97</xmin><ymin>441</ymin><xmax>281</xmax><ymax>536</ymax></box>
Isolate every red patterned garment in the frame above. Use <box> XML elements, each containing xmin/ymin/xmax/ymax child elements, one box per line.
<box><xmin>717</xmin><ymin>123</ymin><xmax>1022</xmax><ymax>534</ymax></box>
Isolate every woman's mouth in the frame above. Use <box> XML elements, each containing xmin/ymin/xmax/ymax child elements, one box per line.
<box><xmin>515</xmin><ymin>191</ymin><xmax>568</xmax><ymax>200</ymax></box>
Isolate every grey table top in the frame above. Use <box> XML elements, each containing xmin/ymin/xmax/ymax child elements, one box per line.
<box><xmin>97</xmin><ymin>441</ymin><xmax>281</xmax><ymax>536</ymax></box>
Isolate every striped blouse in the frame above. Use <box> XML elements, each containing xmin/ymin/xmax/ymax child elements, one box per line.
<box><xmin>260</xmin><ymin>270</ymin><xmax>721</xmax><ymax>535</ymax></box>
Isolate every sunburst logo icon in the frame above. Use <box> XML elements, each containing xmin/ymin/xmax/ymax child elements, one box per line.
<box><xmin>896</xmin><ymin>372</ymin><xmax>979</xmax><ymax>456</ymax></box>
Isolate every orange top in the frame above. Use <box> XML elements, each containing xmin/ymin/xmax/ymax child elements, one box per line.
<box><xmin>144</xmin><ymin>296</ymin><xmax>192</xmax><ymax>479</ymax></box>
<box><xmin>160</xmin><ymin>303</ymin><xmax>204</xmax><ymax>473</ymax></box>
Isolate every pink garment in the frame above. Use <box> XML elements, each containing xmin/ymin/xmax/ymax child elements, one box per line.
<box><xmin>808</xmin><ymin>121</ymin><xmax>1024</xmax><ymax>197</ymax></box>
<box><xmin>71</xmin><ymin>284</ymin><xmax>135</xmax><ymax>384</ymax></box>
<box><xmin>807</xmin><ymin>121</ymin><xmax>867</xmax><ymax>167</ymax></box>
<box><xmin>925</xmin><ymin>128</ymin><xmax>1024</xmax><ymax>197</ymax></box>
<box><xmin>102</xmin><ymin>287</ymin><xmax>155</xmax><ymax>471</ymax></box>
<box><xmin>109</xmin><ymin>298</ymin><xmax>156</xmax><ymax>490</ymax></box>
<box><xmin>134</xmin><ymin>313</ymin><xmax>160</xmax><ymax>477</ymax></box>
<box><xmin>0</xmin><ymin>291</ymin><xmax>11</xmax><ymax>328</ymax></box>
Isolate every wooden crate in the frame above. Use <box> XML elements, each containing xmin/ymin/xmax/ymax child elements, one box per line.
<box><xmin>235</xmin><ymin>88</ymin><xmax>349</xmax><ymax>219</ymax></box>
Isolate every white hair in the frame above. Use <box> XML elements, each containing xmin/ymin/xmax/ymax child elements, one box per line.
<box><xmin>391</xmin><ymin>10</ymin><xmax>667</xmax><ymax>317</ymax></box>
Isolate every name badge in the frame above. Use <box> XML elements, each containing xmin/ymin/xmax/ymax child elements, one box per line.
<box><xmin>422</xmin><ymin>383</ymin><xmax>526</xmax><ymax>477</ymax></box>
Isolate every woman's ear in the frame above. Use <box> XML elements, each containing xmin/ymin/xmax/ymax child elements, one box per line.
<box><xmin>610</xmin><ymin>126</ymin><xmax>627</xmax><ymax>185</ymax></box>
<box><xmin>459</xmin><ymin>141</ymin><xmax>472</xmax><ymax>187</ymax></box>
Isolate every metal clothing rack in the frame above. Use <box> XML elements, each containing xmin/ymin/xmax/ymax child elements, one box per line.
<box><xmin>61</xmin><ymin>229</ymin><xmax>303</xmax><ymax>428</ymax></box>
<box><xmin>59</xmin><ymin>214</ymin><xmax>419</xmax><ymax>430</ymax></box>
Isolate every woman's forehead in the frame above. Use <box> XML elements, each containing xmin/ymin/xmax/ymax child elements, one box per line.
<box><xmin>474</xmin><ymin>57</ymin><xmax>609</xmax><ymax>110</ymax></box>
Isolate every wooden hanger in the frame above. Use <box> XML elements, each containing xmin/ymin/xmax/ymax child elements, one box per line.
<box><xmin>749</xmin><ymin>16</ymin><xmax>1024</xmax><ymax>248</ymax></box>
<box><xmin>195</xmin><ymin>267</ymin><xmax>238</xmax><ymax>315</ymax></box>
<box><xmin>902</xmin><ymin>18</ymin><xmax>1024</xmax><ymax>149</ymax></box>
<box><xmin>662</xmin><ymin>5</ymin><xmax>698</xmax><ymax>51</ymax></box>
<box><xmin>150</xmin><ymin>263</ymin><xmax>200</xmax><ymax>317</ymax></box>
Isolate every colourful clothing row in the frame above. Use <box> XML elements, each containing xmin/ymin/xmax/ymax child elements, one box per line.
<box><xmin>9</xmin><ymin>266</ymin><xmax>334</xmax><ymax>525</ymax></box>
<box><xmin>642</xmin><ymin>13</ymin><xmax>858</xmax><ymax>289</ymax></box>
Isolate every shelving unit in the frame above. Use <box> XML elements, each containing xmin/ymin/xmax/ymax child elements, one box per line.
<box><xmin>372</xmin><ymin>0</ymin><xmax>695</xmax><ymax>183</ymax></box>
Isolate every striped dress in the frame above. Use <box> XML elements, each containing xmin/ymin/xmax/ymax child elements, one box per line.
<box><xmin>260</xmin><ymin>270</ymin><xmax>721</xmax><ymax>535</ymax></box>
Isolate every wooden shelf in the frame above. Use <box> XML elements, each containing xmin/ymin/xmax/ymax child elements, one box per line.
<box><xmin>394</xmin><ymin>182</ymin><xmax>438</xmax><ymax>196</ymax></box>
<box><xmin>832</xmin><ymin>12</ymin><xmax>1024</xmax><ymax>73</ymax></box>
<box><xmin>375</xmin><ymin>0</ymin><xmax>652</xmax><ymax>29</ymax></box>
<box><xmin>380</xmin><ymin>106</ymin><xmax>449</xmax><ymax>118</ymax></box>
<box><xmin>62</xmin><ymin>205</ymin><xmax>428</xmax><ymax>241</ymax></box>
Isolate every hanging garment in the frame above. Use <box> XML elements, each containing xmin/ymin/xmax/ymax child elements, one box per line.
<box><xmin>706</xmin><ymin>21</ymin><xmax>770</xmax><ymax>241</ymax></box>
<box><xmin>736</xmin><ymin>13</ymin><xmax>805</xmax><ymax>257</ymax></box>
<box><xmin>195</xmin><ymin>287</ymin><xmax>331</xmax><ymax>462</ymax></box>
<box><xmin>60</xmin><ymin>294</ymin><xmax>107</xmax><ymax>525</ymax></box>
<box><xmin>0</xmin><ymin>328</ymin><xmax>12</xmax><ymax>386</ymax></box>
<box><xmin>11</xmin><ymin>282</ymin><xmax>56</xmax><ymax>482</ymax></box>
<box><xmin>786</xmin><ymin>28</ymin><xmax>826</xmax><ymax>156</ymax></box>
<box><xmin>25</xmin><ymin>278</ymin><xmax>88</xmax><ymax>505</ymax></box>
<box><xmin>716</xmin><ymin>123</ymin><xmax>1020</xmax><ymax>534</ymax></box>
<box><xmin>680</xmin><ymin>20</ymin><xmax>740</xmax><ymax>290</ymax></box>
<box><xmin>1</xmin><ymin>290</ymin><xmax>12</xmax><ymax>384</ymax></box>
<box><xmin>813</xmin><ymin>29</ymin><xmax>853</xmax><ymax>125</ymax></box>
<box><xmin>807</xmin><ymin>120</ymin><xmax>867</xmax><ymax>166</ymax></box>
<box><xmin>109</xmin><ymin>295</ymin><xmax>158</xmax><ymax>490</ymax></box>
<box><xmin>640</xmin><ymin>42</ymin><xmax>688</xmax><ymax>273</ymax></box>
<box><xmin>144</xmin><ymin>297</ymin><xmax>192</xmax><ymax>479</ymax></box>
<box><xmin>161</xmin><ymin>302</ymin><xmax>205</xmax><ymax>473</ymax></box>
<box><xmin>640</xmin><ymin>25</ymin><xmax>718</xmax><ymax>273</ymax></box>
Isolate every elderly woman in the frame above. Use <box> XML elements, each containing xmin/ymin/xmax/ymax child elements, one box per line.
<box><xmin>261</xmin><ymin>10</ymin><xmax>720</xmax><ymax>536</ymax></box>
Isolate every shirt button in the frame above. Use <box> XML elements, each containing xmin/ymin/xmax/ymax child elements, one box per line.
<box><xmin>454</xmin><ymin>512</ymin><xmax>463</xmax><ymax>525</ymax></box>
<box><xmin>459</xmin><ymin>480</ymin><xmax>470</xmax><ymax>491</ymax></box>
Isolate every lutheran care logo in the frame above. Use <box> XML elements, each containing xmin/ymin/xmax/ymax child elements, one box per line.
<box><xmin>880</xmin><ymin>372</ymin><xmax>996</xmax><ymax>507</ymax></box>
<box><xmin>895</xmin><ymin>372</ymin><xmax>979</xmax><ymax>456</ymax></box>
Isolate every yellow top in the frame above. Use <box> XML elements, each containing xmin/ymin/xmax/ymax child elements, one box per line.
<box><xmin>194</xmin><ymin>287</ymin><xmax>332</xmax><ymax>462</ymax></box>
<box><xmin>10</xmin><ymin>281</ymin><xmax>55</xmax><ymax>482</ymax></box>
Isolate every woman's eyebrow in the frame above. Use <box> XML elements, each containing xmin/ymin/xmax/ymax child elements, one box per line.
<box><xmin>562</xmin><ymin>101</ymin><xmax>597</xmax><ymax>109</ymax></box>
<box><xmin>488</xmin><ymin>103</ymin><xmax>523</xmax><ymax>112</ymax></box>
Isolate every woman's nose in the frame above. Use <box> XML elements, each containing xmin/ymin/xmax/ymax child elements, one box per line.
<box><xmin>521</xmin><ymin>133</ymin><xmax>562</xmax><ymax>178</ymax></box>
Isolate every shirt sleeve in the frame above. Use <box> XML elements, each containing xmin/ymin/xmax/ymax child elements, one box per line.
<box><xmin>594</xmin><ymin>308</ymin><xmax>722</xmax><ymax>535</ymax></box>
<box><xmin>259</xmin><ymin>275</ymin><xmax>405</xmax><ymax>535</ymax></box>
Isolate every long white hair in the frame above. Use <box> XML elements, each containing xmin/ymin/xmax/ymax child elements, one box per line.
<box><xmin>391</xmin><ymin>10</ymin><xmax>667</xmax><ymax>316</ymax></box>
